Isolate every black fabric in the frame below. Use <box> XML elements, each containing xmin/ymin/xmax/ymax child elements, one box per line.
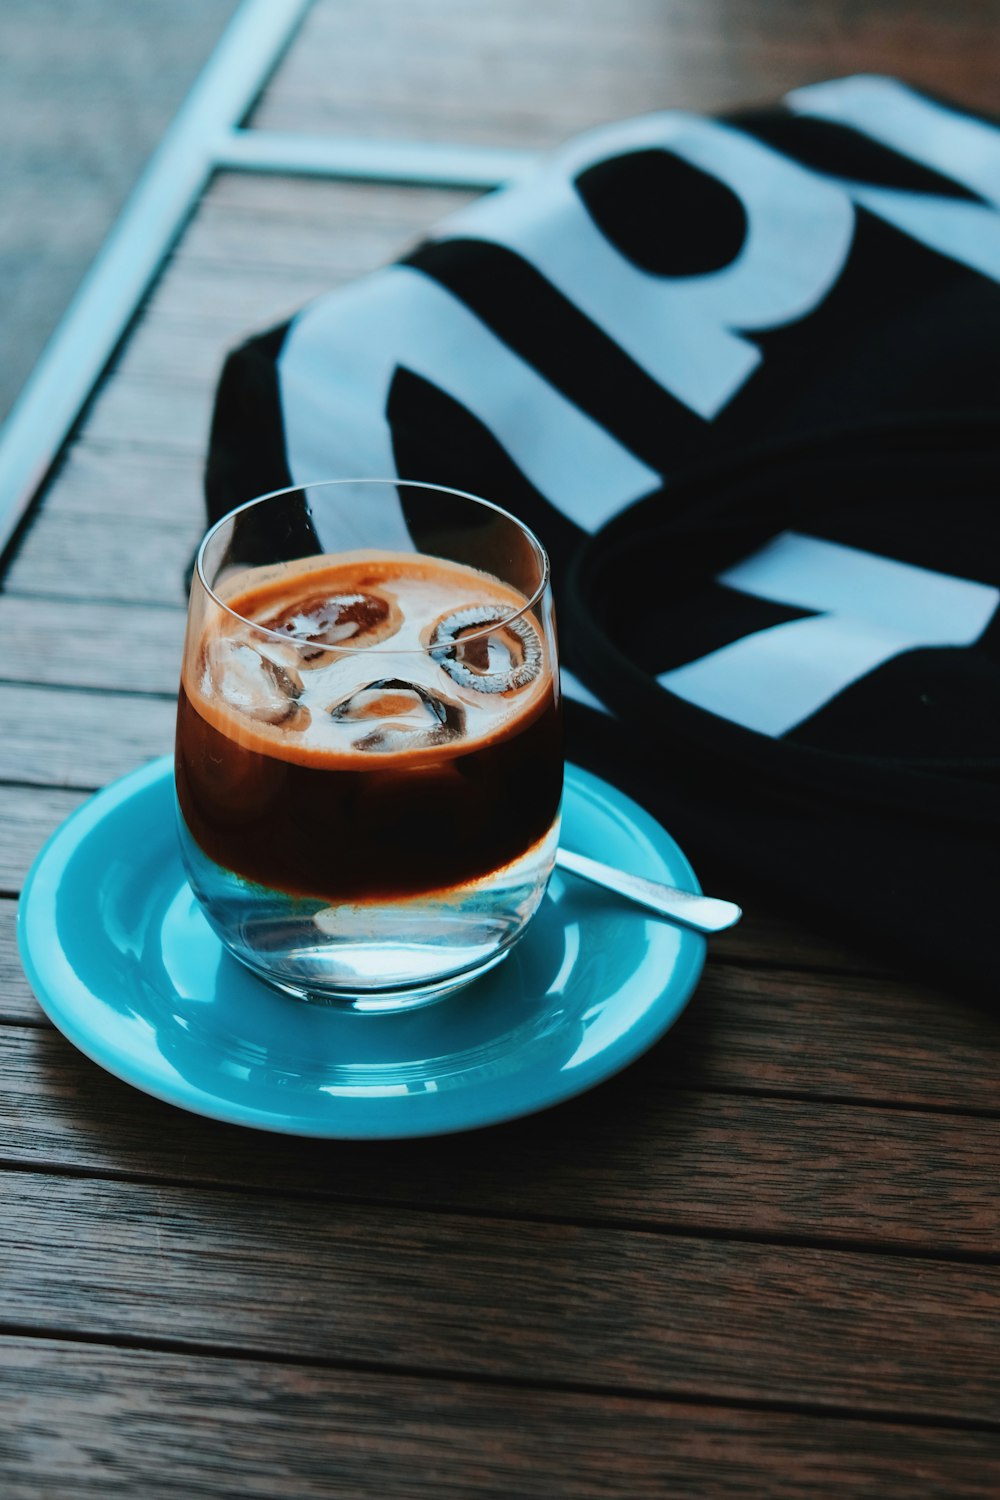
<box><xmin>204</xmin><ymin>79</ymin><xmax>1000</xmax><ymax>994</ymax></box>
<box><xmin>206</xmin><ymin>323</ymin><xmax>293</xmax><ymax>526</ymax></box>
<box><xmin>564</xmin><ymin>420</ymin><xmax>1000</xmax><ymax>995</ymax></box>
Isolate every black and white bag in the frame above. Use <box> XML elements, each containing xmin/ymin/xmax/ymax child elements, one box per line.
<box><xmin>206</xmin><ymin>76</ymin><xmax>1000</xmax><ymax>994</ymax></box>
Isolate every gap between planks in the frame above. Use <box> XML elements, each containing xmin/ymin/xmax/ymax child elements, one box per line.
<box><xmin>6</xmin><ymin>1335</ymin><xmax>997</xmax><ymax>1500</ymax></box>
<box><xmin>0</xmin><ymin>1167</ymin><xmax>997</xmax><ymax>1425</ymax></box>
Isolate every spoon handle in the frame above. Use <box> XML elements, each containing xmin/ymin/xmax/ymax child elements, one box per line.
<box><xmin>555</xmin><ymin>848</ymin><xmax>742</xmax><ymax>934</ymax></box>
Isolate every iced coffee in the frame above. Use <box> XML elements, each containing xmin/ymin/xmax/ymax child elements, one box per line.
<box><xmin>175</xmin><ymin>482</ymin><xmax>562</xmax><ymax>1009</ymax></box>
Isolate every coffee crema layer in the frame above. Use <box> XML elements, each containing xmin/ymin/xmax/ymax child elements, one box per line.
<box><xmin>176</xmin><ymin>552</ymin><xmax>562</xmax><ymax>902</ymax></box>
<box><xmin>186</xmin><ymin>553</ymin><xmax>552</xmax><ymax>767</ymax></box>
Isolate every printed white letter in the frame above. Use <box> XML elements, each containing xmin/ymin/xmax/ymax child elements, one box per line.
<box><xmin>659</xmin><ymin>531</ymin><xmax>999</xmax><ymax>735</ymax></box>
<box><xmin>434</xmin><ymin>113</ymin><xmax>855</xmax><ymax>419</ymax></box>
<box><xmin>279</xmin><ymin>264</ymin><xmax>659</xmax><ymax>533</ymax></box>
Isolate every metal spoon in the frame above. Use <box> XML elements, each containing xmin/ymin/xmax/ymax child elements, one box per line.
<box><xmin>555</xmin><ymin>848</ymin><xmax>742</xmax><ymax>934</ymax></box>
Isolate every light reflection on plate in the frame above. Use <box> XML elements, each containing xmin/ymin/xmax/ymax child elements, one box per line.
<box><xmin>18</xmin><ymin>757</ymin><xmax>705</xmax><ymax>1137</ymax></box>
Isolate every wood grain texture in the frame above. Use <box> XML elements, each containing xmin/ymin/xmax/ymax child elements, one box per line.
<box><xmin>2</xmin><ymin>525</ymin><xmax>193</xmax><ymax>607</ymax></box>
<box><xmin>1</xmin><ymin>1168</ymin><xmax>998</xmax><ymax>1422</ymax></box>
<box><xmin>0</xmin><ymin>1025</ymin><xmax>997</xmax><ymax>1256</ymax></box>
<box><xmin>678</xmin><ymin>962</ymin><xmax>1000</xmax><ymax>1110</ymax></box>
<box><xmin>0</xmin><ymin>904</ymin><xmax>41</xmax><ymax>1024</ymax></box>
<box><xmin>179</xmin><ymin>174</ymin><xmax>474</xmax><ymax>274</ymax></box>
<box><xmin>2</xmin><ymin>1337</ymin><xmax>999</xmax><ymax>1500</ymax></box>
<box><xmin>38</xmin><ymin>446</ymin><xmax>204</xmax><ymax>523</ymax></box>
<box><xmin>129</xmin><ymin>258</ymin><xmax>339</xmax><ymax>335</ymax></box>
<box><xmin>0</xmin><ymin>683</ymin><xmax>173</xmax><ymax>789</ymax></box>
<box><xmin>0</xmin><ymin>786</ymin><xmax>87</xmax><ymax>891</ymax></box>
<box><xmin>75</xmin><ymin>372</ymin><xmax>216</xmax><ymax>457</ymax></box>
<box><xmin>252</xmin><ymin>0</ymin><xmax>1000</xmax><ymax>142</ymax></box>
<box><xmin>0</xmin><ymin>598</ymin><xmax>184</xmax><ymax>691</ymax></box>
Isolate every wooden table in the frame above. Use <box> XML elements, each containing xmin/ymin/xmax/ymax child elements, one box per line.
<box><xmin>2</xmin><ymin>2</ymin><xmax>998</xmax><ymax>1493</ymax></box>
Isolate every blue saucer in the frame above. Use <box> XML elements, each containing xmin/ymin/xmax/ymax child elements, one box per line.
<box><xmin>18</xmin><ymin>758</ymin><xmax>705</xmax><ymax>1138</ymax></box>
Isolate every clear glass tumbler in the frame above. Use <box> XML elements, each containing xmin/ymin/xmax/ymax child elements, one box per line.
<box><xmin>175</xmin><ymin>480</ymin><xmax>562</xmax><ymax>1011</ymax></box>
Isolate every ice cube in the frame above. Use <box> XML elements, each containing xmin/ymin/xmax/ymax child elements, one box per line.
<box><xmin>204</xmin><ymin>638</ymin><xmax>304</xmax><ymax>725</ymax></box>
<box><xmin>261</xmin><ymin>590</ymin><xmax>398</xmax><ymax>657</ymax></box>
<box><xmin>431</xmin><ymin>606</ymin><xmax>542</xmax><ymax>693</ymax></box>
<box><xmin>329</xmin><ymin>678</ymin><xmax>464</xmax><ymax>751</ymax></box>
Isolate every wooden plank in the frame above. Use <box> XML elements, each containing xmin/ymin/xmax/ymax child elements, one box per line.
<box><xmin>1</xmin><ymin>1026</ymin><xmax>997</xmax><ymax>1257</ymax></box>
<box><xmin>107</xmin><ymin>315</ymin><xmax>285</xmax><ymax>386</ymax></box>
<box><xmin>77</xmin><ymin>372</ymin><xmax>214</xmax><ymax>456</ymax></box>
<box><xmin>252</xmin><ymin>0</ymin><xmax>759</xmax><ymax>143</ymax></box>
<box><xmin>138</xmin><ymin>259</ymin><xmax>341</xmax><ymax>334</ymax></box>
<box><xmin>253</xmin><ymin>0</ymin><xmax>1000</xmax><ymax>143</ymax></box>
<box><xmin>1</xmin><ymin>1168</ymin><xmax>997</xmax><ymax>1422</ymax></box>
<box><xmin>0</xmin><ymin>598</ymin><xmax>184</xmax><ymax>690</ymax></box>
<box><xmin>177</xmin><ymin>175</ymin><xmax>473</xmax><ymax>273</ymax></box>
<box><xmin>681</xmin><ymin>961</ymin><xmax>1000</xmax><ymax>1110</ymax></box>
<box><xmin>38</xmin><ymin>445</ymin><xmax>204</xmax><ymax>524</ymax></box>
<box><xmin>206</xmin><ymin>168</ymin><xmax>474</xmax><ymax>224</ymax></box>
<box><xmin>2</xmin><ymin>1337</ymin><xmax>999</xmax><ymax>1500</ymax></box>
<box><xmin>0</xmin><ymin>902</ymin><xmax>41</xmax><ymax>1024</ymax></box>
<box><xmin>0</xmin><ymin>785</ymin><xmax>88</xmax><ymax>891</ymax></box>
<box><xmin>164</xmin><ymin>215</ymin><xmax>443</xmax><ymax>282</ymax></box>
<box><xmin>0</xmin><ymin>683</ymin><xmax>173</xmax><ymax>789</ymax></box>
<box><xmin>3</xmin><ymin>515</ymin><xmax>196</xmax><ymax>607</ymax></box>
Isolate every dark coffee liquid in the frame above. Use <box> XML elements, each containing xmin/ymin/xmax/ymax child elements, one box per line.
<box><xmin>175</xmin><ymin>554</ymin><xmax>561</xmax><ymax>902</ymax></box>
<box><xmin>176</xmin><ymin>682</ymin><xmax>561</xmax><ymax>900</ymax></box>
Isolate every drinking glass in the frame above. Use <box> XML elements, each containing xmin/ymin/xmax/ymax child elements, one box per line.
<box><xmin>175</xmin><ymin>480</ymin><xmax>562</xmax><ymax>1011</ymax></box>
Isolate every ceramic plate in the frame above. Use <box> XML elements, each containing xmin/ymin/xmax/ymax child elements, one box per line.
<box><xmin>18</xmin><ymin>757</ymin><xmax>705</xmax><ymax>1137</ymax></box>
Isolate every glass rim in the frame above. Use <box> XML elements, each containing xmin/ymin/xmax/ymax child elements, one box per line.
<box><xmin>194</xmin><ymin>478</ymin><xmax>552</xmax><ymax>656</ymax></box>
